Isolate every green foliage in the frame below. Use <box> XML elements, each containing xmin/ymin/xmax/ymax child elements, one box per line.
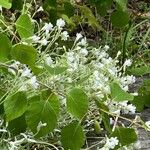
<box><xmin>111</xmin><ymin>10</ymin><xmax>129</xmax><ymax>28</ymax></box>
<box><xmin>110</xmin><ymin>83</ymin><xmax>134</xmax><ymax>102</ymax></box>
<box><xmin>0</xmin><ymin>0</ymin><xmax>12</xmax><ymax>9</ymax></box>
<box><xmin>61</xmin><ymin>121</ymin><xmax>85</xmax><ymax>150</ymax></box>
<box><xmin>0</xmin><ymin>33</ymin><xmax>12</xmax><ymax>62</ymax></box>
<box><xmin>16</xmin><ymin>14</ymin><xmax>34</xmax><ymax>39</ymax></box>
<box><xmin>4</xmin><ymin>91</ymin><xmax>27</xmax><ymax>121</ymax></box>
<box><xmin>12</xmin><ymin>0</ymin><xmax>23</xmax><ymax>10</ymax></box>
<box><xmin>66</xmin><ymin>88</ymin><xmax>88</xmax><ymax>119</ymax></box>
<box><xmin>11</xmin><ymin>44</ymin><xmax>37</xmax><ymax>67</ymax></box>
<box><xmin>8</xmin><ymin>114</ymin><xmax>27</xmax><ymax>135</ymax></box>
<box><xmin>95</xmin><ymin>99</ymin><xmax>112</xmax><ymax>133</ymax></box>
<box><xmin>132</xmin><ymin>79</ymin><xmax>150</xmax><ymax>112</ymax></box>
<box><xmin>79</xmin><ymin>5</ymin><xmax>101</xmax><ymax>30</ymax></box>
<box><xmin>111</xmin><ymin>127</ymin><xmax>137</xmax><ymax>146</ymax></box>
<box><xmin>45</xmin><ymin>64</ymin><xmax>67</xmax><ymax>75</ymax></box>
<box><xmin>128</xmin><ymin>65</ymin><xmax>150</xmax><ymax>76</ymax></box>
<box><xmin>26</xmin><ymin>90</ymin><xmax>60</xmax><ymax>137</ymax></box>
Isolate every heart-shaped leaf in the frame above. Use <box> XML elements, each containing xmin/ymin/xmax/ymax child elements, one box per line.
<box><xmin>11</xmin><ymin>44</ymin><xmax>37</xmax><ymax>67</ymax></box>
<box><xmin>4</xmin><ymin>91</ymin><xmax>27</xmax><ymax>121</ymax></box>
<box><xmin>61</xmin><ymin>121</ymin><xmax>85</xmax><ymax>150</ymax></box>
<box><xmin>67</xmin><ymin>88</ymin><xmax>88</xmax><ymax>119</ymax></box>
<box><xmin>16</xmin><ymin>14</ymin><xmax>34</xmax><ymax>39</ymax></box>
<box><xmin>26</xmin><ymin>90</ymin><xmax>60</xmax><ymax>137</ymax></box>
<box><xmin>110</xmin><ymin>83</ymin><xmax>134</xmax><ymax>102</ymax></box>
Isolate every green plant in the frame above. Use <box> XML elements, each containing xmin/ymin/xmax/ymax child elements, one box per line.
<box><xmin>0</xmin><ymin>1</ymin><xmax>150</xmax><ymax>150</ymax></box>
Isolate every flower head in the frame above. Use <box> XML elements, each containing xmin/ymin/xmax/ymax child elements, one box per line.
<box><xmin>61</xmin><ymin>31</ymin><xmax>69</xmax><ymax>41</ymax></box>
<box><xmin>104</xmin><ymin>137</ymin><xmax>119</xmax><ymax>149</ymax></box>
<box><xmin>76</xmin><ymin>33</ymin><xmax>83</xmax><ymax>41</ymax></box>
<box><xmin>56</xmin><ymin>18</ymin><xmax>65</xmax><ymax>29</ymax></box>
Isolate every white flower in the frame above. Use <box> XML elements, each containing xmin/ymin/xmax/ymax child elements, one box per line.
<box><xmin>116</xmin><ymin>51</ymin><xmax>121</xmax><ymax>57</ymax></box>
<box><xmin>61</xmin><ymin>31</ymin><xmax>69</xmax><ymax>41</ymax></box>
<box><xmin>104</xmin><ymin>45</ymin><xmax>109</xmax><ymax>51</ymax></box>
<box><xmin>76</xmin><ymin>33</ymin><xmax>83</xmax><ymax>41</ymax></box>
<box><xmin>37</xmin><ymin>6</ymin><xmax>44</xmax><ymax>12</ymax></box>
<box><xmin>42</xmin><ymin>23</ymin><xmax>53</xmax><ymax>35</ymax></box>
<box><xmin>31</xmin><ymin>35</ymin><xmax>40</xmax><ymax>43</ymax></box>
<box><xmin>104</xmin><ymin>137</ymin><xmax>119</xmax><ymax>149</ymax></box>
<box><xmin>37</xmin><ymin>121</ymin><xmax>47</xmax><ymax>132</ymax></box>
<box><xmin>124</xmin><ymin>59</ymin><xmax>132</xmax><ymax>67</ymax></box>
<box><xmin>145</xmin><ymin>121</ymin><xmax>150</xmax><ymax>129</ymax></box>
<box><xmin>122</xmin><ymin>104</ymin><xmax>136</xmax><ymax>114</ymax></box>
<box><xmin>56</xmin><ymin>18</ymin><xmax>65</xmax><ymax>29</ymax></box>
<box><xmin>67</xmin><ymin>52</ymin><xmax>75</xmax><ymax>63</ymax></box>
<box><xmin>39</xmin><ymin>39</ymin><xmax>48</xmax><ymax>45</ymax></box>
<box><xmin>79</xmin><ymin>48</ymin><xmax>88</xmax><ymax>56</ymax></box>
<box><xmin>8</xmin><ymin>61</ymin><xmax>20</xmax><ymax>75</ymax></box>
<box><xmin>45</xmin><ymin>56</ymin><xmax>53</xmax><ymax>66</ymax></box>
<box><xmin>29</xmin><ymin>76</ymin><xmax>39</xmax><ymax>89</ymax></box>
<box><xmin>21</xmin><ymin>67</ymin><xmax>32</xmax><ymax>78</ymax></box>
<box><xmin>78</xmin><ymin>37</ymin><xmax>87</xmax><ymax>46</ymax></box>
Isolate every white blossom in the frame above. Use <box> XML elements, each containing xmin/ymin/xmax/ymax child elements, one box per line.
<box><xmin>21</xmin><ymin>67</ymin><xmax>32</xmax><ymax>78</ymax></box>
<box><xmin>78</xmin><ymin>37</ymin><xmax>87</xmax><ymax>46</ymax></box>
<box><xmin>31</xmin><ymin>35</ymin><xmax>40</xmax><ymax>43</ymax></box>
<box><xmin>42</xmin><ymin>23</ymin><xmax>53</xmax><ymax>35</ymax></box>
<box><xmin>76</xmin><ymin>33</ymin><xmax>83</xmax><ymax>41</ymax></box>
<box><xmin>39</xmin><ymin>39</ymin><xmax>48</xmax><ymax>45</ymax></box>
<box><xmin>56</xmin><ymin>18</ymin><xmax>65</xmax><ymax>29</ymax></box>
<box><xmin>124</xmin><ymin>59</ymin><xmax>132</xmax><ymax>67</ymax></box>
<box><xmin>29</xmin><ymin>76</ymin><xmax>39</xmax><ymax>89</ymax></box>
<box><xmin>37</xmin><ymin>6</ymin><xmax>44</xmax><ymax>12</ymax></box>
<box><xmin>8</xmin><ymin>61</ymin><xmax>20</xmax><ymax>75</ymax></box>
<box><xmin>79</xmin><ymin>48</ymin><xmax>88</xmax><ymax>56</ymax></box>
<box><xmin>104</xmin><ymin>45</ymin><xmax>109</xmax><ymax>51</ymax></box>
<box><xmin>61</xmin><ymin>31</ymin><xmax>69</xmax><ymax>41</ymax></box>
<box><xmin>104</xmin><ymin>137</ymin><xmax>119</xmax><ymax>149</ymax></box>
<box><xmin>45</xmin><ymin>56</ymin><xmax>53</xmax><ymax>66</ymax></box>
<box><xmin>37</xmin><ymin>121</ymin><xmax>47</xmax><ymax>132</ymax></box>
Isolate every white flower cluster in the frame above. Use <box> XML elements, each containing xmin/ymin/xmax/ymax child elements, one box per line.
<box><xmin>8</xmin><ymin>61</ymin><xmax>39</xmax><ymax>90</ymax></box>
<box><xmin>100</xmin><ymin>137</ymin><xmax>119</xmax><ymax>150</ymax></box>
<box><xmin>29</xmin><ymin>18</ymin><xmax>69</xmax><ymax>47</ymax></box>
<box><xmin>40</xmin><ymin>32</ymin><xmax>136</xmax><ymax>115</ymax></box>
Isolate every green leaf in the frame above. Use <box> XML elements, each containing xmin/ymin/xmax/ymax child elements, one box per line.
<box><xmin>64</xmin><ymin>2</ymin><xmax>74</xmax><ymax>17</ymax></box>
<box><xmin>110</xmin><ymin>83</ymin><xmax>134</xmax><ymax>102</ymax></box>
<box><xmin>16</xmin><ymin>14</ymin><xmax>34</xmax><ymax>39</ymax></box>
<box><xmin>111</xmin><ymin>127</ymin><xmax>137</xmax><ymax>146</ymax></box>
<box><xmin>26</xmin><ymin>90</ymin><xmax>60</xmax><ymax>137</ymax></box>
<box><xmin>131</xmin><ymin>96</ymin><xmax>145</xmax><ymax>112</ymax></box>
<box><xmin>95</xmin><ymin>99</ymin><xmax>112</xmax><ymax>133</ymax></box>
<box><xmin>43</xmin><ymin>0</ymin><xmax>57</xmax><ymax>8</ymax></box>
<box><xmin>79</xmin><ymin>5</ymin><xmax>101</xmax><ymax>30</ymax></box>
<box><xmin>111</xmin><ymin>10</ymin><xmax>129</xmax><ymax>28</ymax></box>
<box><xmin>12</xmin><ymin>0</ymin><xmax>23</xmax><ymax>10</ymax></box>
<box><xmin>114</xmin><ymin>0</ymin><xmax>127</xmax><ymax>11</ymax></box>
<box><xmin>11</xmin><ymin>44</ymin><xmax>37</xmax><ymax>67</ymax></box>
<box><xmin>0</xmin><ymin>0</ymin><xmax>12</xmax><ymax>9</ymax></box>
<box><xmin>88</xmin><ymin>0</ymin><xmax>113</xmax><ymax>16</ymax></box>
<box><xmin>45</xmin><ymin>64</ymin><xmax>67</xmax><ymax>75</ymax></box>
<box><xmin>8</xmin><ymin>114</ymin><xmax>27</xmax><ymax>135</ymax></box>
<box><xmin>4</xmin><ymin>91</ymin><xmax>27</xmax><ymax>122</ymax></box>
<box><xmin>61</xmin><ymin>121</ymin><xmax>85</xmax><ymax>150</ymax></box>
<box><xmin>67</xmin><ymin>88</ymin><xmax>88</xmax><ymax>119</ymax></box>
<box><xmin>0</xmin><ymin>33</ymin><xmax>12</xmax><ymax>62</ymax></box>
<box><xmin>128</xmin><ymin>66</ymin><xmax>150</xmax><ymax>76</ymax></box>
